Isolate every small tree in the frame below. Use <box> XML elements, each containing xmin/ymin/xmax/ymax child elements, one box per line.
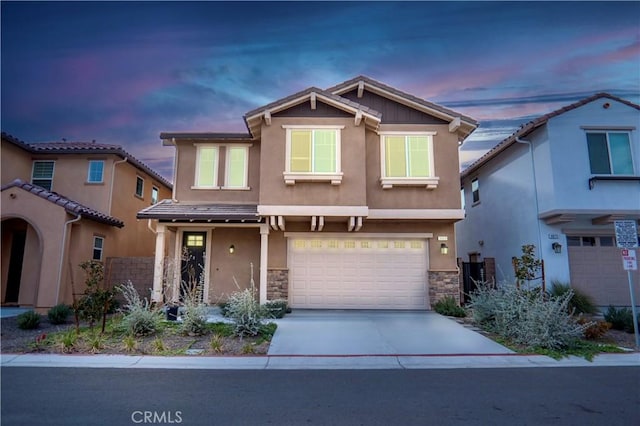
<box><xmin>513</xmin><ymin>244</ymin><xmax>543</xmax><ymax>289</ymax></box>
<box><xmin>76</xmin><ymin>260</ymin><xmax>115</xmax><ymax>333</ymax></box>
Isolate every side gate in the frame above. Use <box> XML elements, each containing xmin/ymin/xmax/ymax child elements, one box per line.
<box><xmin>461</xmin><ymin>261</ymin><xmax>485</xmax><ymax>304</ymax></box>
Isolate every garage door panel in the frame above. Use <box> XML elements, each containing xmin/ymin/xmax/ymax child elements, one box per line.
<box><xmin>289</xmin><ymin>237</ymin><xmax>428</xmax><ymax>309</ymax></box>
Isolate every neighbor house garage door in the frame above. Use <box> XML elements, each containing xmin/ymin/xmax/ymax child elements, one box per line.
<box><xmin>567</xmin><ymin>235</ymin><xmax>640</xmax><ymax>306</ymax></box>
<box><xmin>288</xmin><ymin>237</ymin><xmax>428</xmax><ymax>309</ymax></box>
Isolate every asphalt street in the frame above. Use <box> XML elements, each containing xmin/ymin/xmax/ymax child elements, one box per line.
<box><xmin>2</xmin><ymin>366</ymin><xmax>638</xmax><ymax>426</ymax></box>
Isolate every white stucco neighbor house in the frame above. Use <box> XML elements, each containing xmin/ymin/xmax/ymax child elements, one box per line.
<box><xmin>456</xmin><ymin>93</ymin><xmax>640</xmax><ymax>308</ymax></box>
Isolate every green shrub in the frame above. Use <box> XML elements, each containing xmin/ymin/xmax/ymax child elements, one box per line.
<box><xmin>226</xmin><ymin>287</ymin><xmax>265</xmax><ymax>337</ymax></box>
<box><xmin>117</xmin><ymin>280</ymin><xmax>162</xmax><ymax>337</ymax></box>
<box><xmin>47</xmin><ymin>304</ymin><xmax>72</xmax><ymax>325</ymax></box>
<box><xmin>17</xmin><ymin>310</ymin><xmax>41</xmax><ymax>329</ymax></box>
<box><xmin>604</xmin><ymin>306</ymin><xmax>639</xmax><ymax>333</ymax></box>
<box><xmin>264</xmin><ymin>299</ymin><xmax>288</xmax><ymax>319</ymax></box>
<box><xmin>548</xmin><ymin>281</ymin><xmax>597</xmax><ymax>315</ymax></box>
<box><xmin>468</xmin><ymin>282</ymin><xmax>589</xmax><ymax>350</ymax></box>
<box><xmin>433</xmin><ymin>296</ymin><xmax>466</xmax><ymax>317</ymax></box>
<box><xmin>219</xmin><ymin>302</ymin><xmax>230</xmax><ymax>318</ymax></box>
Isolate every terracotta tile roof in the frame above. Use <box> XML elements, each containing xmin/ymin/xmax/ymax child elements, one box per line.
<box><xmin>461</xmin><ymin>93</ymin><xmax>640</xmax><ymax>179</ymax></box>
<box><xmin>327</xmin><ymin>75</ymin><xmax>479</xmax><ymax>126</ymax></box>
<box><xmin>1</xmin><ymin>132</ymin><xmax>172</xmax><ymax>189</ymax></box>
<box><xmin>1</xmin><ymin>179</ymin><xmax>124</xmax><ymax>228</ymax></box>
<box><xmin>137</xmin><ymin>200</ymin><xmax>261</xmax><ymax>222</ymax></box>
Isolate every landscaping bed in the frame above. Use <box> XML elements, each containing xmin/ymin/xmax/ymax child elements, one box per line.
<box><xmin>0</xmin><ymin>315</ymin><xmax>276</xmax><ymax>356</ymax></box>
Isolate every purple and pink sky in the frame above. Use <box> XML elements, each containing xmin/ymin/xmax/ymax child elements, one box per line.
<box><xmin>2</xmin><ymin>1</ymin><xmax>639</xmax><ymax>180</ymax></box>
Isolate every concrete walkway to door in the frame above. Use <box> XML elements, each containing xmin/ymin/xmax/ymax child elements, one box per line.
<box><xmin>267</xmin><ymin>310</ymin><xmax>513</xmax><ymax>356</ymax></box>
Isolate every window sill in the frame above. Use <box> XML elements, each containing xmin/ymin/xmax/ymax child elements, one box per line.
<box><xmin>85</xmin><ymin>181</ymin><xmax>104</xmax><ymax>186</ymax></box>
<box><xmin>221</xmin><ymin>186</ymin><xmax>251</xmax><ymax>191</ymax></box>
<box><xmin>588</xmin><ymin>175</ymin><xmax>640</xmax><ymax>190</ymax></box>
<box><xmin>283</xmin><ymin>172</ymin><xmax>343</xmax><ymax>186</ymax></box>
<box><xmin>380</xmin><ymin>177</ymin><xmax>439</xmax><ymax>190</ymax></box>
<box><xmin>191</xmin><ymin>185</ymin><xmax>221</xmax><ymax>190</ymax></box>
<box><xmin>134</xmin><ymin>194</ymin><xmax>144</xmax><ymax>200</ymax></box>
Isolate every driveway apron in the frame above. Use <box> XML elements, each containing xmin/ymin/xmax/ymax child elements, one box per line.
<box><xmin>267</xmin><ymin>310</ymin><xmax>513</xmax><ymax>356</ymax></box>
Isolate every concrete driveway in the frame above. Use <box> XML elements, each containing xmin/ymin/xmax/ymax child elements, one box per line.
<box><xmin>267</xmin><ymin>310</ymin><xmax>513</xmax><ymax>356</ymax></box>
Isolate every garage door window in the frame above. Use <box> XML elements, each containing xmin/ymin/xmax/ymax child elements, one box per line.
<box><xmin>567</xmin><ymin>236</ymin><xmax>619</xmax><ymax>247</ymax></box>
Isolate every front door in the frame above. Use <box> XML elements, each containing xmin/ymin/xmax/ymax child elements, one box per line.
<box><xmin>5</xmin><ymin>230</ymin><xmax>27</xmax><ymax>304</ymax></box>
<box><xmin>181</xmin><ymin>232</ymin><xmax>206</xmax><ymax>301</ymax></box>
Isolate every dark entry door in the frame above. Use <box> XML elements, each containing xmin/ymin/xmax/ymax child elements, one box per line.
<box><xmin>5</xmin><ymin>230</ymin><xmax>27</xmax><ymax>304</ymax></box>
<box><xmin>181</xmin><ymin>232</ymin><xmax>206</xmax><ymax>301</ymax></box>
<box><xmin>461</xmin><ymin>261</ymin><xmax>485</xmax><ymax>304</ymax></box>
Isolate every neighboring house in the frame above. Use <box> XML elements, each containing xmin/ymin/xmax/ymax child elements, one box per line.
<box><xmin>1</xmin><ymin>133</ymin><xmax>172</xmax><ymax>310</ymax></box>
<box><xmin>456</xmin><ymin>94</ymin><xmax>640</xmax><ymax>307</ymax></box>
<box><xmin>138</xmin><ymin>76</ymin><xmax>477</xmax><ymax>309</ymax></box>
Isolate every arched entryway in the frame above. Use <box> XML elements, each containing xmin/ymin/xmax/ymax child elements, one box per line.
<box><xmin>1</xmin><ymin>218</ymin><xmax>42</xmax><ymax>306</ymax></box>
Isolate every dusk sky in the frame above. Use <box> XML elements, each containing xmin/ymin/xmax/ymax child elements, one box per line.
<box><xmin>2</xmin><ymin>1</ymin><xmax>639</xmax><ymax>180</ymax></box>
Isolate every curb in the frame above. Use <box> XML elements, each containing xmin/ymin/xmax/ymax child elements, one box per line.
<box><xmin>2</xmin><ymin>352</ymin><xmax>638</xmax><ymax>370</ymax></box>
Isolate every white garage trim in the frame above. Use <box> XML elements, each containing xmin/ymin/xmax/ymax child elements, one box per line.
<box><xmin>287</xmin><ymin>236</ymin><xmax>429</xmax><ymax>309</ymax></box>
<box><xmin>285</xmin><ymin>232</ymin><xmax>433</xmax><ymax>239</ymax></box>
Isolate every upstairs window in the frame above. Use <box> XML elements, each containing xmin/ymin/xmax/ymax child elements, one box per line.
<box><xmin>224</xmin><ymin>146</ymin><xmax>249</xmax><ymax>189</ymax></box>
<box><xmin>195</xmin><ymin>146</ymin><xmax>219</xmax><ymax>188</ymax></box>
<box><xmin>32</xmin><ymin>161</ymin><xmax>55</xmax><ymax>190</ymax></box>
<box><xmin>472</xmin><ymin>178</ymin><xmax>480</xmax><ymax>203</ymax></box>
<box><xmin>379</xmin><ymin>132</ymin><xmax>438</xmax><ymax>189</ymax></box>
<box><xmin>87</xmin><ymin>160</ymin><xmax>104</xmax><ymax>183</ymax></box>
<box><xmin>586</xmin><ymin>132</ymin><xmax>634</xmax><ymax>175</ymax></box>
<box><xmin>135</xmin><ymin>176</ymin><xmax>144</xmax><ymax>197</ymax></box>
<box><xmin>151</xmin><ymin>186</ymin><xmax>159</xmax><ymax>204</ymax></box>
<box><xmin>283</xmin><ymin>126</ymin><xmax>343</xmax><ymax>185</ymax></box>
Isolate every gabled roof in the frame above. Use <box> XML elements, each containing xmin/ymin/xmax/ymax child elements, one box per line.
<box><xmin>1</xmin><ymin>132</ymin><xmax>172</xmax><ymax>189</ymax></box>
<box><xmin>1</xmin><ymin>179</ymin><xmax>124</xmax><ymax>228</ymax></box>
<box><xmin>137</xmin><ymin>200</ymin><xmax>260</xmax><ymax>222</ymax></box>
<box><xmin>243</xmin><ymin>86</ymin><xmax>383</xmax><ymax>139</ymax></box>
<box><xmin>461</xmin><ymin>93</ymin><xmax>640</xmax><ymax>179</ymax></box>
<box><xmin>328</xmin><ymin>75</ymin><xmax>478</xmax><ymax>138</ymax></box>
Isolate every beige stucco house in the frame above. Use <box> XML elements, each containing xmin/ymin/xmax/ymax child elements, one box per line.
<box><xmin>138</xmin><ymin>76</ymin><xmax>477</xmax><ymax>309</ymax></box>
<box><xmin>1</xmin><ymin>133</ymin><xmax>172</xmax><ymax>310</ymax></box>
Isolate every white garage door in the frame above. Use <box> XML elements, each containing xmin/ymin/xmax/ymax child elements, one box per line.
<box><xmin>288</xmin><ymin>237</ymin><xmax>429</xmax><ymax>309</ymax></box>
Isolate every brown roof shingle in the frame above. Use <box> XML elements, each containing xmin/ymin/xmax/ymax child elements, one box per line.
<box><xmin>137</xmin><ymin>200</ymin><xmax>260</xmax><ymax>222</ymax></box>
<box><xmin>1</xmin><ymin>179</ymin><xmax>124</xmax><ymax>228</ymax></box>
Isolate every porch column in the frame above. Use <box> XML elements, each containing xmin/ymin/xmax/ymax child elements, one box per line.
<box><xmin>152</xmin><ymin>224</ymin><xmax>166</xmax><ymax>303</ymax></box>
<box><xmin>259</xmin><ymin>224</ymin><xmax>269</xmax><ymax>304</ymax></box>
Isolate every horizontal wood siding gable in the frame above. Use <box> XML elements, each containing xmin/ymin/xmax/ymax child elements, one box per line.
<box><xmin>342</xmin><ymin>89</ymin><xmax>448</xmax><ymax>124</ymax></box>
<box><xmin>272</xmin><ymin>100</ymin><xmax>353</xmax><ymax>117</ymax></box>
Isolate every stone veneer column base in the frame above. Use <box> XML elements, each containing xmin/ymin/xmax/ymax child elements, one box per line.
<box><xmin>267</xmin><ymin>268</ymin><xmax>289</xmax><ymax>302</ymax></box>
<box><xmin>428</xmin><ymin>270</ymin><xmax>461</xmax><ymax>308</ymax></box>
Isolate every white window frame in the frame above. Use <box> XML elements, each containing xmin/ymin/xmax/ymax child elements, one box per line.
<box><xmin>87</xmin><ymin>160</ymin><xmax>105</xmax><ymax>183</ymax></box>
<box><xmin>151</xmin><ymin>186</ymin><xmax>159</xmax><ymax>204</ymax></box>
<box><xmin>379</xmin><ymin>132</ymin><xmax>439</xmax><ymax>189</ymax></box>
<box><xmin>193</xmin><ymin>145</ymin><xmax>220</xmax><ymax>189</ymax></box>
<box><xmin>135</xmin><ymin>175</ymin><xmax>144</xmax><ymax>198</ymax></box>
<box><xmin>92</xmin><ymin>236</ymin><xmax>104</xmax><ymax>261</ymax></box>
<box><xmin>471</xmin><ymin>178</ymin><xmax>480</xmax><ymax>204</ymax></box>
<box><xmin>282</xmin><ymin>125</ymin><xmax>344</xmax><ymax>185</ymax></box>
<box><xmin>222</xmin><ymin>145</ymin><xmax>251</xmax><ymax>190</ymax></box>
<box><xmin>585</xmin><ymin>130</ymin><xmax>635</xmax><ymax>175</ymax></box>
<box><xmin>31</xmin><ymin>160</ymin><xmax>55</xmax><ymax>190</ymax></box>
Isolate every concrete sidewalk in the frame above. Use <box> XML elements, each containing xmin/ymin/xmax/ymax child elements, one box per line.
<box><xmin>1</xmin><ymin>352</ymin><xmax>638</xmax><ymax>370</ymax></box>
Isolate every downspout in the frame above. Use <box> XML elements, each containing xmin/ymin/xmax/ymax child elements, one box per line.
<box><xmin>515</xmin><ymin>136</ymin><xmax>545</xmax><ymax>290</ymax></box>
<box><xmin>147</xmin><ymin>219</ymin><xmax>157</xmax><ymax>235</ymax></box>
<box><xmin>56</xmin><ymin>213</ymin><xmax>82</xmax><ymax>305</ymax></box>
<box><xmin>108</xmin><ymin>157</ymin><xmax>128</xmax><ymax>215</ymax></box>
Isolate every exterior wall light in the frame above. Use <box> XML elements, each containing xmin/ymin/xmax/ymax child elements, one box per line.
<box><xmin>440</xmin><ymin>243</ymin><xmax>449</xmax><ymax>255</ymax></box>
<box><xmin>552</xmin><ymin>242</ymin><xmax>562</xmax><ymax>254</ymax></box>
<box><xmin>229</xmin><ymin>244</ymin><xmax>235</xmax><ymax>254</ymax></box>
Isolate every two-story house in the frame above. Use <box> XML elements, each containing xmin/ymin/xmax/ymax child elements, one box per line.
<box><xmin>1</xmin><ymin>133</ymin><xmax>172</xmax><ymax>310</ymax></box>
<box><xmin>456</xmin><ymin>94</ymin><xmax>640</xmax><ymax>308</ymax></box>
<box><xmin>138</xmin><ymin>76</ymin><xmax>477</xmax><ymax>309</ymax></box>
